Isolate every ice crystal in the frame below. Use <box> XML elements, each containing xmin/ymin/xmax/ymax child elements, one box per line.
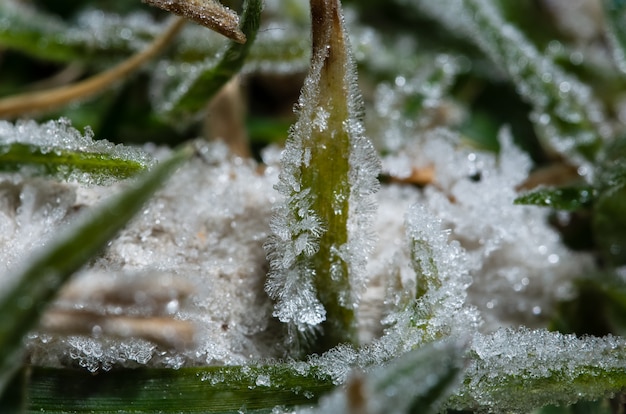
<box><xmin>453</xmin><ymin>328</ymin><xmax>626</xmax><ymax>412</ymax></box>
<box><xmin>264</xmin><ymin>0</ymin><xmax>380</xmax><ymax>346</ymax></box>
<box><xmin>20</xmin><ymin>142</ymin><xmax>285</xmax><ymax>369</ymax></box>
<box><xmin>411</xmin><ymin>0</ymin><xmax>609</xmax><ymax>171</ymax></box>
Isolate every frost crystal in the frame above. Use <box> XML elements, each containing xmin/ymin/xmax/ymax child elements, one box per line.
<box><xmin>454</xmin><ymin>328</ymin><xmax>626</xmax><ymax>412</ymax></box>
<box><xmin>410</xmin><ymin>0</ymin><xmax>609</xmax><ymax>173</ymax></box>
<box><xmin>0</xmin><ymin>118</ymin><xmax>153</xmax><ymax>184</ymax></box>
<box><xmin>264</xmin><ymin>0</ymin><xmax>380</xmax><ymax>346</ymax></box>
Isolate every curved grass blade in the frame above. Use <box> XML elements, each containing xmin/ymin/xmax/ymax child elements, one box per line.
<box><xmin>0</xmin><ymin>144</ymin><xmax>193</xmax><ymax>396</ymax></box>
<box><xmin>143</xmin><ymin>0</ymin><xmax>246</xmax><ymax>44</ymax></box>
<box><xmin>514</xmin><ymin>186</ymin><xmax>595</xmax><ymax>211</ymax></box>
<box><xmin>0</xmin><ymin>119</ymin><xmax>152</xmax><ymax>185</ymax></box>
<box><xmin>154</xmin><ymin>0</ymin><xmax>262</xmax><ymax>123</ymax></box>
<box><xmin>0</xmin><ymin>143</ymin><xmax>146</xmax><ymax>184</ymax></box>
<box><xmin>0</xmin><ymin>1</ymin><xmax>163</xmax><ymax>64</ymax></box>
<box><xmin>0</xmin><ymin>18</ymin><xmax>185</xmax><ymax>119</ymax></box>
<box><xmin>27</xmin><ymin>364</ymin><xmax>333</xmax><ymax>413</ymax></box>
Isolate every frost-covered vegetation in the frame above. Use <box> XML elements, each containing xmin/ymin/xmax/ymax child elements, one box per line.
<box><xmin>1</xmin><ymin>0</ymin><xmax>626</xmax><ymax>412</ymax></box>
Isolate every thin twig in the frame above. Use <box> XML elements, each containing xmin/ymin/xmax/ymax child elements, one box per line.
<box><xmin>0</xmin><ymin>17</ymin><xmax>186</xmax><ymax>119</ymax></box>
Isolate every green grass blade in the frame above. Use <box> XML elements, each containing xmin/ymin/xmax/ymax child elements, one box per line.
<box><xmin>156</xmin><ymin>0</ymin><xmax>262</xmax><ymax>122</ymax></box>
<box><xmin>0</xmin><ymin>143</ymin><xmax>146</xmax><ymax>184</ymax></box>
<box><xmin>27</xmin><ymin>364</ymin><xmax>333</xmax><ymax>413</ymax></box>
<box><xmin>0</xmin><ymin>119</ymin><xmax>152</xmax><ymax>185</ymax></box>
<box><xmin>514</xmin><ymin>186</ymin><xmax>595</xmax><ymax>211</ymax></box>
<box><xmin>0</xmin><ymin>144</ymin><xmax>193</xmax><ymax>395</ymax></box>
<box><xmin>0</xmin><ymin>1</ymin><xmax>157</xmax><ymax>64</ymax></box>
<box><xmin>264</xmin><ymin>0</ymin><xmax>380</xmax><ymax>352</ymax></box>
<box><xmin>603</xmin><ymin>0</ymin><xmax>626</xmax><ymax>74</ymax></box>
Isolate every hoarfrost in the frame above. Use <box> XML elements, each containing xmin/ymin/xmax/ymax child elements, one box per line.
<box><xmin>264</xmin><ymin>1</ymin><xmax>380</xmax><ymax>340</ymax></box>
<box><xmin>455</xmin><ymin>328</ymin><xmax>626</xmax><ymax>412</ymax></box>
<box><xmin>0</xmin><ymin>118</ymin><xmax>153</xmax><ymax>184</ymax></box>
<box><xmin>410</xmin><ymin>0</ymin><xmax>609</xmax><ymax>174</ymax></box>
<box><xmin>18</xmin><ymin>141</ymin><xmax>286</xmax><ymax>369</ymax></box>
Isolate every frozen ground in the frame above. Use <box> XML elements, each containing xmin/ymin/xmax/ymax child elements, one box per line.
<box><xmin>0</xmin><ymin>119</ymin><xmax>593</xmax><ymax>372</ymax></box>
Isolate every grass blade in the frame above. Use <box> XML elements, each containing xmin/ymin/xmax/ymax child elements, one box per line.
<box><xmin>27</xmin><ymin>364</ymin><xmax>333</xmax><ymax>413</ymax></box>
<box><xmin>155</xmin><ymin>0</ymin><xmax>262</xmax><ymax>122</ymax></box>
<box><xmin>0</xmin><ymin>144</ymin><xmax>193</xmax><ymax>395</ymax></box>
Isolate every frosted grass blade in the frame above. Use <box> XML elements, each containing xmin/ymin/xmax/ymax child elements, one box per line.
<box><xmin>514</xmin><ymin>186</ymin><xmax>595</xmax><ymax>211</ymax></box>
<box><xmin>451</xmin><ymin>328</ymin><xmax>626</xmax><ymax>412</ymax></box>
<box><xmin>0</xmin><ymin>143</ymin><xmax>146</xmax><ymax>184</ymax></box>
<box><xmin>0</xmin><ymin>0</ymin><xmax>164</xmax><ymax>64</ymax></box>
<box><xmin>383</xmin><ymin>204</ymin><xmax>479</xmax><ymax>348</ymax></box>
<box><xmin>155</xmin><ymin>0</ymin><xmax>262</xmax><ymax>122</ymax></box>
<box><xmin>603</xmin><ymin>0</ymin><xmax>626</xmax><ymax>74</ymax></box>
<box><xmin>0</xmin><ymin>119</ymin><xmax>152</xmax><ymax>185</ymax></box>
<box><xmin>264</xmin><ymin>0</ymin><xmax>380</xmax><ymax>352</ymax></box>
<box><xmin>0</xmin><ymin>144</ymin><xmax>193</xmax><ymax>395</ymax></box>
<box><xmin>27</xmin><ymin>364</ymin><xmax>333</xmax><ymax>412</ymax></box>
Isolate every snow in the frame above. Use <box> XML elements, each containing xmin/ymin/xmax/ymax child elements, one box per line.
<box><xmin>0</xmin><ymin>105</ymin><xmax>595</xmax><ymax>377</ymax></box>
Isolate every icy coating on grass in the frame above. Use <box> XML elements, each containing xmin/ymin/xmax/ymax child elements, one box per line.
<box><xmin>0</xmin><ymin>121</ymin><xmax>590</xmax><ymax>372</ymax></box>
<box><xmin>0</xmin><ymin>118</ymin><xmax>153</xmax><ymax>184</ymax></box>
<box><xmin>263</xmin><ymin>1</ymin><xmax>380</xmax><ymax>341</ymax></box>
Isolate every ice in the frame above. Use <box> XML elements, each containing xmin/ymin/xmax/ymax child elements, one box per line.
<box><xmin>263</xmin><ymin>0</ymin><xmax>380</xmax><ymax>341</ymax></box>
<box><xmin>410</xmin><ymin>0</ymin><xmax>610</xmax><ymax>175</ymax></box>
<box><xmin>16</xmin><ymin>141</ymin><xmax>287</xmax><ymax>370</ymax></box>
<box><xmin>0</xmin><ymin>118</ymin><xmax>153</xmax><ymax>184</ymax></box>
<box><xmin>455</xmin><ymin>328</ymin><xmax>626</xmax><ymax>412</ymax></box>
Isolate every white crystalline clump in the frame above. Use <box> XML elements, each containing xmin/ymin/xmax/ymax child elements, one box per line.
<box><xmin>422</xmin><ymin>129</ymin><xmax>593</xmax><ymax>330</ymax></box>
<box><xmin>381</xmin><ymin>203</ymin><xmax>481</xmax><ymax>348</ymax></box>
<box><xmin>368</xmin><ymin>126</ymin><xmax>594</xmax><ymax>332</ymax></box>
<box><xmin>20</xmin><ymin>141</ymin><xmax>286</xmax><ymax>370</ymax></box>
